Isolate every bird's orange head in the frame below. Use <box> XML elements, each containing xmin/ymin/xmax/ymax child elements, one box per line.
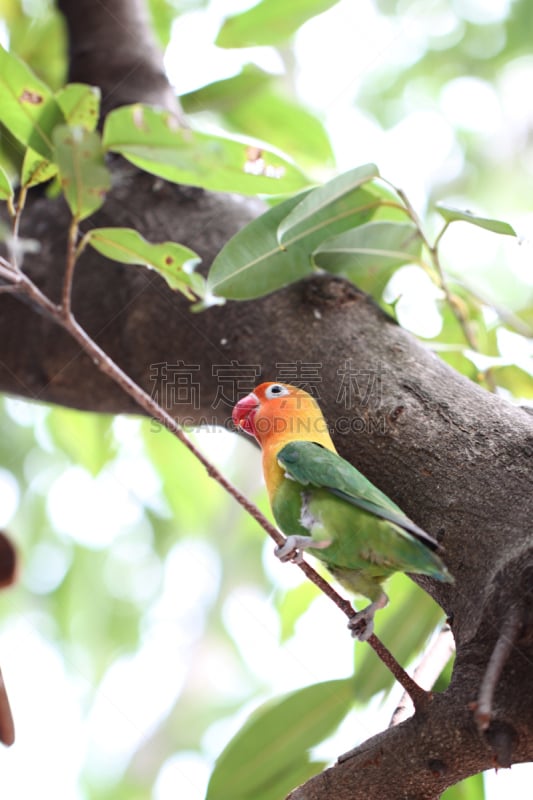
<box><xmin>232</xmin><ymin>382</ymin><xmax>335</xmax><ymax>452</ymax></box>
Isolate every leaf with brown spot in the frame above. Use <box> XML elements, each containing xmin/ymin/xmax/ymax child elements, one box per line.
<box><xmin>0</xmin><ymin>45</ymin><xmax>64</xmax><ymax>159</ymax></box>
<box><xmin>52</xmin><ymin>125</ymin><xmax>110</xmax><ymax>220</ymax></box>
<box><xmin>86</xmin><ymin>226</ymin><xmax>202</xmax><ymax>298</ymax></box>
<box><xmin>56</xmin><ymin>83</ymin><xmax>101</xmax><ymax>132</ymax></box>
<box><xmin>19</xmin><ymin>89</ymin><xmax>44</xmax><ymax>104</ymax></box>
<box><xmin>102</xmin><ymin>103</ymin><xmax>308</xmax><ymax>196</ymax></box>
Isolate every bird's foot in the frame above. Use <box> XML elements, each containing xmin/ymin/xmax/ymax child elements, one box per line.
<box><xmin>347</xmin><ymin>608</ymin><xmax>376</xmax><ymax>642</ymax></box>
<box><xmin>348</xmin><ymin>593</ymin><xmax>388</xmax><ymax>642</ymax></box>
<box><xmin>275</xmin><ymin>535</ymin><xmax>313</xmax><ymax>564</ymax></box>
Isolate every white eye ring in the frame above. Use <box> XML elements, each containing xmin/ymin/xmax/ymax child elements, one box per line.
<box><xmin>265</xmin><ymin>384</ymin><xmax>290</xmax><ymax>399</ymax></box>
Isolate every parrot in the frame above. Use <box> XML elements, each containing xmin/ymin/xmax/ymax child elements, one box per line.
<box><xmin>232</xmin><ymin>381</ymin><xmax>452</xmax><ymax>640</ymax></box>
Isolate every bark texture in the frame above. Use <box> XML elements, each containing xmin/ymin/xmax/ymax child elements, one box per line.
<box><xmin>1</xmin><ymin>1</ymin><xmax>532</xmax><ymax>796</ymax></box>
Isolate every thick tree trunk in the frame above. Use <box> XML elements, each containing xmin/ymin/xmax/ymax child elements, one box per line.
<box><xmin>1</xmin><ymin>1</ymin><xmax>532</xmax><ymax>796</ymax></box>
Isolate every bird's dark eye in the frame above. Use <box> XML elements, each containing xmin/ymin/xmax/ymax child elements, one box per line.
<box><xmin>266</xmin><ymin>384</ymin><xmax>289</xmax><ymax>399</ymax></box>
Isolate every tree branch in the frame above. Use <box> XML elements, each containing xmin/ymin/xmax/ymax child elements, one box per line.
<box><xmin>57</xmin><ymin>0</ymin><xmax>181</xmax><ymax>117</ymax></box>
<box><xmin>0</xmin><ymin>218</ymin><xmax>428</xmax><ymax>707</ymax></box>
<box><xmin>1</xmin><ymin>0</ymin><xmax>532</xmax><ymax>795</ymax></box>
<box><xmin>474</xmin><ymin>607</ymin><xmax>523</xmax><ymax>733</ymax></box>
<box><xmin>2</xmin><ymin>162</ymin><xmax>533</xmax><ymax>791</ymax></box>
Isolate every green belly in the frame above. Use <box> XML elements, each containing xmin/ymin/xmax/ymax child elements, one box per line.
<box><xmin>271</xmin><ymin>476</ymin><xmax>435</xmax><ymax>602</ymax></box>
<box><xmin>272</xmin><ymin>478</ymin><xmax>391</xmax><ymax>570</ymax></box>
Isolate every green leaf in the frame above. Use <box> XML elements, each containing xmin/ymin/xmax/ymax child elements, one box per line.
<box><xmin>6</xmin><ymin>6</ymin><xmax>67</xmax><ymax>91</ymax></box>
<box><xmin>103</xmin><ymin>104</ymin><xmax>309</xmax><ymax>196</ymax></box>
<box><xmin>206</xmin><ymin>678</ymin><xmax>355</xmax><ymax>800</ymax></box>
<box><xmin>513</xmin><ymin>304</ymin><xmax>533</xmax><ymax>337</ymax></box>
<box><xmin>313</xmin><ymin>221</ymin><xmax>423</xmax><ymax>296</ymax></box>
<box><xmin>142</xmin><ymin>421</ymin><xmax>228</xmax><ymax>535</ymax></box>
<box><xmin>430</xmin><ymin>285</ymin><xmax>499</xmax><ymax>370</ymax></box>
<box><xmin>278</xmin><ymin>164</ymin><xmax>382</xmax><ymax>249</ymax></box>
<box><xmin>207</xmin><ymin>190</ymin><xmax>315</xmax><ymax>300</ymax></box>
<box><xmin>0</xmin><ymin>44</ymin><xmax>64</xmax><ymax>159</ymax></box>
<box><xmin>147</xmin><ymin>0</ymin><xmax>178</xmax><ymax>47</ymax></box>
<box><xmin>436</xmin><ymin>204</ymin><xmax>516</xmax><ymax>236</ymax></box>
<box><xmin>86</xmin><ymin>227</ymin><xmax>201</xmax><ymax>298</ymax></box>
<box><xmin>226</xmin><ymin>87</ymin><xmax>335</xmax><ymax>172</ymax></box>
<box><xmin>20</xmin><ymin>148</ymin><xmax>58</xmax><ymax>188</ymax></box>
<box><xmin>207</xmin><ymin>168</ymin><xmax>403</xmax><ymax>301</ymax></box>
<box><xmin>0</xmin><ymin>165</ymin><xmax>13</xmax><ymax>201</ymax></box>
<box><xmin>52</xmin><ymin>125</ymin><xmax>111</xmax><ymax>221</ymax></box>
<box><xmin>491</xmin><ymin>365</ymin><xmax>533</xmax><ymax>400</ymax></box>
<box><xmin>46</xmin><ymin>408</ymin><xmax>117</xmax><ymax>477</ymax></box>
<box><xmin>251</xmin><ymin>759</ymin><xmax>329</xmax><ymax>800</ymax></box>
<box><xmin>181</xmin><ymin>64</ymin><xmax>272</xmax><ymax>114</ymax></box>
<box><xmin>20</xmin><ymin>84</ymin><xmax>101</xmax><ymax>188</ymax></box>
<box><xmin>56</xmin><ymin>83</ymin><xmax>101</xmax><ymax>131</ymax></box>
<box><xmin>277</xmin><ymin>582</ymin><xmax>320</xmax><ymax>642</ymax></box>
<box><xmin>183</xmin><ymin>67</ymin><xmax>334</xmax><ymax>170</ymax></box>
<box><xmin>442</xmin><ymin>772</ymin><xmax>485</xmax><ymax>800</ymax></box>
<box><xmin>216</xmin><ymin>0</ymin><xmax>342</xmax><ymax>48</ymax></box>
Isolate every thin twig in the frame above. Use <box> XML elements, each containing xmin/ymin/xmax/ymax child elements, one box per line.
<box><xmin>7</xmin><ymin>186</ymin><xmax>28</xmax><ymax>271</ymax></box>
<box><xmin>372</xmin><ymin>632</ymin><xmax>432</xmax><ymax>712</ymax></box>
<box><xmin>67</xmin><ymin>317</ymin><xmax>432</xmax><ymax>706</ymax></box>
<box><xmin>0</xmin><ymin>260</ymin><xmax>21</xmax><ymax>280</ymax></box>
<box><xmin>474</xmin><ymin>606</ymin><xmax>522</xmax><ymax>732</ymax></box>
<box><xmin>391</xmin><ymin>184</ymin><xmax>503</xmax><ymax>393</ymax></box>
<box><xmin>7</xmin><ymin>269</ymin><xmax>62</xmax><ymax>318</ymax></box>
<box><xmin>390</xmin><ymin>624</ymin><xmax>455</xmax><ymax>726</ymax></box>
<box><xmin>391</xmin><ymin>185</ymin><xmax>480</xmax><ymax>350</ymax></box>
<box><xmin>0</xmin><ymin>253</ymin><xmax>16</xmax><ymax>269</ymax></box>
<box><xmin>454</xmin><ymin>277</ymin><xmax>533</xmax><ymax>339</ymax></box>
<box><xmin>61</xmin><ymin>217</ymin><xmax>80</xmax><ymax>316</ymax></box>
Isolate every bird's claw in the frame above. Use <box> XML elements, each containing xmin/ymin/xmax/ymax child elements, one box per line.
<box><xmin>347</xmin><ymin>593</ymin><xmax>388</xmax><ymax>641</ymax></box>
<box><xmin>348</xmin><ymin>610</ymin><xmax>375</xmax><ymax>642</ymax></box>
<box><xmin>274</xmin><ymin>535</ymin><xmax>315</xmax><ymax>564</ymax></box>
<box><xmin>275</xmin><ymin>538</ymin><xmax>304</xmax><ymax>563</ymax></box>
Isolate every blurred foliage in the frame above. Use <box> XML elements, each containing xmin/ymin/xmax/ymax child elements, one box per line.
<box><xmin>0</xmin><ymin>398</ymin><xmax>274</xmax><ymax>795</ymax></box>
<box><xmin>182</xmin><ymin>65</ymin><xmax>335</xmax><ymax>172</ymax></box>
<box><xmin>206</xmin><ymin>678</ymin><xmax>355</xmax><ymax>799</ymax></box>
<box><xmin>215</xmin><ymin>0</ymin><xmax>342</xmax><ymax>48</ymax></box>
<box><xmin>0</xmin><ymin>0</ymin><xmax>66</xmax><ymax>88</ymax></box>
<box><xmin>0</xmin><ymin>0</ymin><xmax>532</xmax><ymax>798</ymax></box>
<box><xmin>442</xmin><ymin>772</ymin><xmax>485</xmax><ymax>800</ymax></box>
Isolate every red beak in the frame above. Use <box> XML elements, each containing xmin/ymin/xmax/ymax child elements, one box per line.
<box><xmin>232</xmin><ymin>392</ymin><xmax>259</xmax><ymax>437</ymax></box>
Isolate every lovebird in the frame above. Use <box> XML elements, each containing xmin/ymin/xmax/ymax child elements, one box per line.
<box><xmin>232</xmin><ymin>382</ymin><xmax>452</xmax><ymax>640</ymax></box>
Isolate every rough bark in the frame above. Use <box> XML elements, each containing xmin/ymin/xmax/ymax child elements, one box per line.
<box><xmin>1</xmin><ymin>1</ymin><xmax>533</xmax><ymax>796</ymax></box>
<box><xmin>57</xmin><ymin>0</ymin><xmax>181</xmax><ymax>117</ymax></box>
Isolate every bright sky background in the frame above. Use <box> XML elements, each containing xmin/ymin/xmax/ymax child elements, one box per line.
<box><xmin>1</xmin><ymin>0</ymin><xmax>532</xmax><ymax>798</ymax></box>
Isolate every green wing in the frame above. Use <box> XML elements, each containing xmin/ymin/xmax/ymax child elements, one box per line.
<box><xmin>277</xmin><ymin>441</ymin><xmax>439</xmax><ymax>550</ymax></box>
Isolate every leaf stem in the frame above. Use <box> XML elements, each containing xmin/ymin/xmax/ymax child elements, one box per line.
<box><xmin>389</xmin><ymin>182</ymin><xmax>489</xmax><ymax>363</ymax></box>
<box><xmin>6</xmin><ymin>185</ymin><xmax>28</xmax><ymax>271</ymax></box>
<box><xmin>0</xmin><ymin>261</ymin><xmax>21</xmax><ymax>282</ymax></box>
<box><xmin>61</xmin><ymin>216</ymin><xmax>80</xmax><ymax>316</ymax></box>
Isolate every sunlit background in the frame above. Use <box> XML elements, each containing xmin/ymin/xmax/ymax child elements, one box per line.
<box><xmin>0</xmin><ymin>0</ymin><xmax>532</xmax><ymax>797</ymax></box>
